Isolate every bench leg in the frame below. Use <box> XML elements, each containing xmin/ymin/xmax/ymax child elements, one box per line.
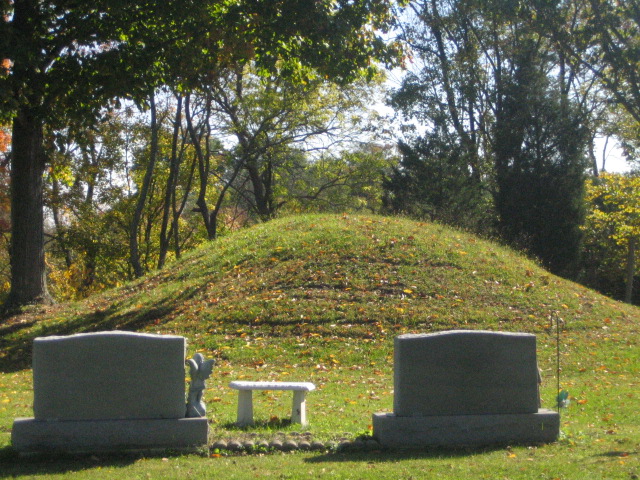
<box><xmin>237</xmin><ymin>390</ymin><xmax>254</xmax><ymax>426</ymax></box>
<box><xmin>291</xmin><ymin>391</ymin><xmax>308</xmax><ymax>426</ymax></box>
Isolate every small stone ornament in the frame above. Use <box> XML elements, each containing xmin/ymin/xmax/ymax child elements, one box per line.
<box><xmin>186</xmin><ymin>353</ymin><xmax>215</xmax><ymax>417</ymax></box>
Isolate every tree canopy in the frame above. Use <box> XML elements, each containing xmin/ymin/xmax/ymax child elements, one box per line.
<box><xmin>0</xmin><ymin>0</ymin><xmax>402</xmax><ymax>309</ymax></box>
<box><xmin>583</xmin><ymin>173</ymin><xmax>640</xmax><ymax>303</ymax></box>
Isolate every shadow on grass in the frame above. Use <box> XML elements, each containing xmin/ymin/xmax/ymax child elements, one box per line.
<box><xmin>0</xmin><ymin>446</ymin><xmax>140</xmax><ymax>477</ymax></box>
<box><xmin>0</xmin><ymin>318</ymin><xmax>39</xmax><ymax>337</ymax></box>
<box><xmin>0</xmin><ymin>284</ymin><xmax>207</xmax><ymax>373</ymax></box>
<box><xmin>305</xmin><ymin>445</ymin><xmax>505</xmax><ymax>463</ymax></box>
<box><xmin>594</xmin><ymin>450</ymin><xmax>638</xmax><ymax>458</ymax></box>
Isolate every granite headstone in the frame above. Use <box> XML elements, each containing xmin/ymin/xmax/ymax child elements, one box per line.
<box><xmin>373</xmin><ymin>330</ymin><xmax>560</xmax><ymax>447</ymax></box>
<box><xmin>12</xmin><ymin>331</ymin><xmax>210</xmax><ymax>453</ymax></box>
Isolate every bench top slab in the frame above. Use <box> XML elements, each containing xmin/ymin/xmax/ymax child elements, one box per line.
<box><xmin>229</xmin><ymin>381</ymin><xmax>315</xmax><ymax>392</ymax></box>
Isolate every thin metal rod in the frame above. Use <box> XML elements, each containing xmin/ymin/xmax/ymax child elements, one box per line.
<box><xmin>556</xmin><ymin>312</ymin><xmax>561</xmax><ymax>413</ymax></box>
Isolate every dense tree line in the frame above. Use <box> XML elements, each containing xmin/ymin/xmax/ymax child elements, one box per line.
<box><xmin>384</xmin><ymin>0</ymin><xmax>640</xmax><ymax>300</ymax></box>
<box><xmin>1</xmin><ymin>72</ymin><xmax>395</xmax><ymax>301</ymax></box>
<box><xmin>1</xmin><ymin>0</ymin><xmax>639</xmax><ymax>308</ymax></box>
<box><xmin>384</xmin><ymin>0</ymin><xmax>592</xmax><ymax>276</ymax></box>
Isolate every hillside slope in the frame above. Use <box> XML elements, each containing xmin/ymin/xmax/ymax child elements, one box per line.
<box><xmin>2</xmin><ymin>214</ymin><xmax>639</xmax><ymax>479</ymax></box>
<box><xmin>1</xmin><ymin>214</ymin><xmax>637</xmax><ymax>371</ymax></box>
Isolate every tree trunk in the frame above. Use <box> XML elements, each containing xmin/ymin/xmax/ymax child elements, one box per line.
<box><xmin>625</xmin><ymin>236</ymin><xmax>636</xmax><ymax>304</ymax></box>
<box><xmin>5</xmin><ymin>106</ymin><xmax>53</xmax><ymax>308</ymax></box>
<box><xmin>50</xmin><ymin>176</ymin><xmax>73</xmax><ymax>270</ymax></box>
<box><xmin>158</xmin><ymin>95</ymin><xmax>183</xmax><ymax>269</ymax></box>
<box><xmin>245</xmin><ymin>160</ymin><xmax>272</xmax><ymax>221</ymax></box>
<box><xmin>172</xmin><ymin>155</ymin><xmax>197</xmax><ymax>259</ymax></box>
<box><xmin>587</xmin><ymin>133</ymin><xmax>599</xmax><ymax>177</ymax></box>
<box><xmin>185</xmin><ymin>94</ymin><xmax>217</xmax><ymax>239</ymax></box>
<box><xmin>130</xmin><ymin>95</ymin><xmax>158</xmax><ymax>277</ymax></box>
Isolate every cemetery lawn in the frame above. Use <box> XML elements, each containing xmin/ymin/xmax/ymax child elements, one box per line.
<box><xmin>0</xmin><ymin>214</ymin><xmax>638</xmax><ymax>479</ymax></box>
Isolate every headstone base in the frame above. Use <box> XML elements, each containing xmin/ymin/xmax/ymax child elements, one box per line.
<box><xmin>11</xmin><ymin>417</ymin><xmax>208</xmax><ymax>454</ymax></box>
<box><xmin>372</xmin><ymin>409</ymin><xmax>559</xmax><ymax>448</ymax></box>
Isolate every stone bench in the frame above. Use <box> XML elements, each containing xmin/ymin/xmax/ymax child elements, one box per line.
<box><xmin>229</xmin><ymin>381</ymin><xmax>315</xmax><ymax>427</ymax></box>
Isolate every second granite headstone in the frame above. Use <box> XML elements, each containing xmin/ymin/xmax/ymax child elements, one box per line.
<box><xmin>373</xmin><ymin>330</ymin><xmax>560</xmax><ymax>447</ymax></box>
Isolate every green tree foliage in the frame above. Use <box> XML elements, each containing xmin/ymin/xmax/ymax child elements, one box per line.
<box><xmin>535</xmin><ymin>0</ymin><xmax>640</xmax><ymax>124</ymax></box>
<box><xmin>0</xmin><ymin>0</ymin><xmax>216</xmax><ymax>307</ymax></box>
<box><xmin>43</xmin><ymin>100</ymin><xmax>206</xmax><ymax>298</ymax></box>
<box><xmin>493</xmin><ymin>43</ymin><xmax>589</xmax><ymax>276</ymax></box>
<box><xmin>534</xmin><ymin>0</ymin><xmax>640</xmax><ymax>173</ymax></box>
<box><xmin>284</xmin><ymin>144</ymin><xmax>399</xmax><ymax>215</ymax></box>
<box><xmin>189</xmin><ymin>63</ymin><xmax>390</xmax><ymax>223</ymax></box>
<box><xmin>44</xmin><ymin>109</ymin><xmax>143</xmax><ymax>297</ymax></box>
<box><xmin>0</xmin><ymin>0</ymin><xmax>403</xmax><ymax>308</ymax></box>
<box><xmin>387</xmin><ymin>0</ymin><xmax>524</xmax><ymax>230</ymax></box>
<box><xmin>582</xmin><ymin>173</ymin><xmax>640</xmax><ymax>303</ymax></box>
<box><xmin>387</xmin><ymin>0</ymin><xmax>590</xmax><ymax>274</ymax></box>
<box><xmin>383</xmin><ymin>134</ymin><xmax>490</xmax><ymax>229</ymax></box>
<box><xmin>41</xmin><ymin>82</ymin><xmax>395</xmax><ymax>297</ymax></box>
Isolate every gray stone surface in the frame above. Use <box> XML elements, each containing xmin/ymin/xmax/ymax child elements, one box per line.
<box><xmin>11</xmin><ymin>417</ymin><xmax>208</xmax><ymax>453</ymax></box>
<box><xmin>32</xmin><ymin>331</ymin><xmax>186</xmax><ymax>421</ymax></box>
<box><xmin>212</xmin><ymin>439</ymin><xmax>228</xmax><ymax>450</ymax></box>
<box><xmin>373</xmin><ymin>330</ymin><xmax>560</xmax><ymax>447</ymax></box>
<box><xmin>393</xmin><ymin>330</ymin><xmax>540</xmax><ymax>416</ymax></box>
<box><xmin>372</xmin><ymin>409</ymin><xmax>560</xmax><ymax>447</ymax></box>
<box><xmin>186</xmin><ymin>353</ymin><xmax>215</xmax><ymax>417</ymax></box>
<box><xmin>12</xmin><ymin>331</ymin><xmax>214</xmax><ymax>454</ymax></box>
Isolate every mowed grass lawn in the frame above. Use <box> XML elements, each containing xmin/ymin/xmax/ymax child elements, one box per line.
<box><xmin>0</xmin><ymin>214</ymin><xmax>638</xmax><ymax>479</ymax></box>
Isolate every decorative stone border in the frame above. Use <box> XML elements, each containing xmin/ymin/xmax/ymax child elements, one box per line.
<box><xmin>209</xmin><ymin>433</ymin><xmax>381</xmax><ymax>454</ymax></box>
